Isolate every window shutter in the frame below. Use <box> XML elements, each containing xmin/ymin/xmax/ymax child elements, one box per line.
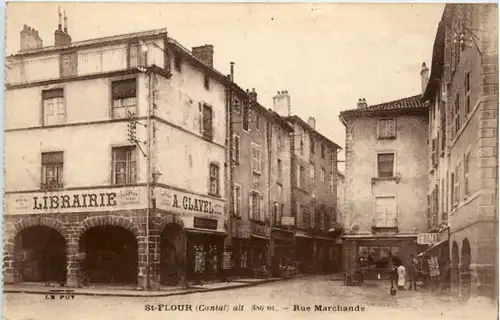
<box><xmin>199</xmin><ymin>102</ymin><xmax>203</xmax><ymax>134</ymax></box>
<box><xmin>42</xmin><ymin>88</ymin><xmax>64</xmax><ymax>100</ymax></box>
<box><xmin>112</xmin><ymin>79</ymin><xmax>136</xmax><ymax>99</ymax></box>
<box><xmin>259</xmin><ymin>194</ymin><xmax>264</xmax><ymax>221</ymax></box>
<box><xmin>249</xmin><ymin>193</ymin><xmax>253</xmax><ymax>220</ymax></box>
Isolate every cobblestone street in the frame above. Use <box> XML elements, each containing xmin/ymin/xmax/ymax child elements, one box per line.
<box><xmin>3</xmin><ymin>275</ymin><xmax>497</xmax><ymax>320</ymax></box>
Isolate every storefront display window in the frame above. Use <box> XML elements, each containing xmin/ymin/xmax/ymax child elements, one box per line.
<box><xmin>358</xmin><ymin>246</ymin><xmax>400</xmax><ymax>270</ymax></box>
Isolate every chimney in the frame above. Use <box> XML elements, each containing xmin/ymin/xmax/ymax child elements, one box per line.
<box><xmin>230</xmin><ymin>61</ymin><xmax>234</xmax><ymax>81</ymax></box>
<box><xmin>357</xmin><ymin>98</ymin><xmax>368</xmax><ymax>109</ymax></box>
<box><xmin>273</xmin><ymin>90</ymin><xmax>291</xmax><ymax>117</ymax></box>
<box><xmin>54</xmin><ymin>7</ymin><xmax>71</xmax><ymax>47</ymax></box>
<box><xmin>192</xmin><ymin>45</ymin><xmax>214</xmax><ymax>68</ymax></box>
<box><xmin>420</xmin><ymin>62</ymin><xmax>430</xmax><ymax>95</ymax></box>
<box><xmin>249</xmin><ymin>88</ymin><xmax>257</xmax><ymax>103</ymax></box>
<box><xmin>20</xmin><ymin>24</ymin><xmax>43</xmax><ymax>51</ymax></box>
<box><xmin>307</xmin><ymin>116</ymin><xmax>316</xmax><ymax>130</ymax></box>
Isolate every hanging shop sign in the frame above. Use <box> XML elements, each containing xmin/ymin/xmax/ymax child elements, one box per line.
<box><xmin>417</xmin><ymin>233</ymin><xmax>439</xmax><ymax>245</ymax></box>
<box><xmin>156</xmin><ymin>188</ymin><xmax>224</xmax><ymax>216</ymax></box>
<box><xmin>428</xmin><ymin>256</ymin><xmax>440</xmax><ymax>277</ymax></box>
<box><xmin>5</xmin><ymin>187</ymin><xmax>146</xmax><ymax>215</ymax></box>
<box><xmin>281</xmin><ymin>217</ymin><xmax>295</xmax><ymax>226</ymax></box>
<box><xmin>251</xmin><ymin>222</ymin><xmax>268</xmax><ymax>238</ymax></box>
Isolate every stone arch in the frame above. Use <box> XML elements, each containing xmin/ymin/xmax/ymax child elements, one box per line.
<box><xmin>159</xmin><ymin>221</ymin><xmax>186</xmax><ymax>286</ymax></box>
<box><xmin>78</xmin><ymin>215</ymin><xmax>141</xmax><ymax>238</ymax></box>
<box><xmin>451</xmin><ymin>241</ymin><xmax>460</xmax><ymax>293</ymax></box>
<box><xmin>12</xmin><ymin>216</ymin><xmax>65</xmax><ymax>240</ymax></box>
<box><xmin>460</xmin><ymin>238</ymin><xmax>472</xmax><ymax>298</ymax></box>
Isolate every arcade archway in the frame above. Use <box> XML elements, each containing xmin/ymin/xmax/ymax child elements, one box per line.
<box><xmin>460</xmin><ymin>238</ymin><xmax>472</xmax><ymax>298</ymax></box>
<box><xmin>160</xmin><ymin>223</ymin><xmax>185</xmax><ymax>286</ymax></box>
<box><xmin>451</xmin><ymin>241</ymin><xmax>460</xmax><ymax>293</ymax></box>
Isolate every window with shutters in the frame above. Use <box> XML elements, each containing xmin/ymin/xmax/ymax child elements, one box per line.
<box><xmin>251</xmin><ymin>143</ymin><xmax>261</xmax><ymax>174</ymax></box>
<box><xmin>232</xmin><ymin>135</ymin><xmax>240</xmax><ymax>165</ymax></box>
<box><xmin>374</xmin><ymin>196</ymin><xmax>397</xmax><ymax>228</ymax></box>
<box><xmin>233</xmin><ymin>184</ymin><xmax>242</xmax><ymax>217</ymax></box>
<box><xmin>277</xmin><ymin>159</ymin><xmax>283</xmax><ymax>184</ymax></box>
<box><xmin>209</xmin><ymin>163</ymin><xmax>220</xmax><ymax>196</ymax></box>
<box><xmin>60</xmin><ymin>52</ymin><xmax>77</xmax><ymax>78</ymax></box>
<box><xmin>242</xmin><ymin>100</ymin><xmax>250</xmax><ymax>131</ymax></box>
<box><xmin>111</xmin><ymin>78</ymin><xmax>137</xmax><ymax>119</ymax></box>
<box><xmin>377</xmin><ymin>153</ymin><xmax>395</xmax><ymax>177</ymax></box>
<box><xmin>320</xmin><ymin>167</ymin><xmax>326</xmax><ymax>183</ymax></box>
<box><xmin>41</xmin><ymin>152</ymin><xmax>64</xmax><ymax>189</ymax></box>
<box><xmin>440</xmin><ymin>101</ymin><xmax>446</xmax><ymax>155</ymax></box>
<box><xmin>454</xmin><ymin>94</ymin><xmax>460</xmax><ymax>135</ymax></box>
<box><xmin>465</xmin><ymin>72</ymin><xmax>471</xmax><ymax>116</ymax></box>
<box><xmin>453</xmin><ymin>164</ymin><xmax>460</xmax><ymax>206</ymax></box>
<box><xmin>310</xmin><ymin>163</ymin><xmax>315</xmax><ymax>184</ymax></box>
<box><xmin>464</xmin><ymin>149</ymin><xmax>470</xmax><ymax>197</ymax></box>
<box><xmin>112</xmin><ymin>146</ymin><xmax>137</xmax><ymax>185</ymax></box>
<box><xmin>249</xmin><ymin>191</ymin><xmax>262</xmax><ymax>221</ymax></box>
<box><xmin>431</xmin><ymin>138</ymin><xmax>437</xmax><ymax>168</ymax></box>
<box><xmin>298</xmin><ymin>165</ymin><xmax>306</xmax><ymax>188</ymax></box>
<box><xmin>377</xmin><ymin>118</ymin><xmax>396</xmax><ymax>139</ymax></box>
<box><xmin>42</xmin><ymin>89</ymin><xmax>65</xmax><ymax>126</ymax></box>
<box><xmin>128</xmin><ymin>42</ymin><xmax>147</xmax><ymax>68</ymax></box>
<box><xmin>201</xmin><ymin>104</ymin><xmax>213</xmax><ymax>140</ymax></box>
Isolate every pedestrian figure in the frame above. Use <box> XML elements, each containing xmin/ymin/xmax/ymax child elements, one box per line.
<box><xmin>397</xmin><ymin>264</ymin><xmax>406</xmax><ymax>290</ymax></box>
<box><xmin>408</xmin><ymin>256</ymin><xmax>420</xmax><ymax>291</ymax></box>
<box><xmin>390</xmin><ymin>263</ymin><xmax>398</xmax><ymax>289</ymax></box>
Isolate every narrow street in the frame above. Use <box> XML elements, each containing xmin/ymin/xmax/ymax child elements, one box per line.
<box><xmin>3</xmin><ymin>275</ymin><xmax>497</xmax><ymax>320</ymax></box>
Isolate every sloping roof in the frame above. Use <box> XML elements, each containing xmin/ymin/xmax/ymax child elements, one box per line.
<box><xmin>423</xmin><ymin>19</ymin><xmax>446</xmax><ymax>101</ymax></box>
<box><xmin>284</xmin><ymin>115</ymin><xmax>342</xmax><ymax>150</ymax></box>
<box><xmin>339</xmin><ymin>95</ymin><xmax>426</xmax><ymax>118</ymax></box>
<box><xmin>9</xmin><ymin>28</ymin><xmax>169</xmax><ymax>57</ymax></box>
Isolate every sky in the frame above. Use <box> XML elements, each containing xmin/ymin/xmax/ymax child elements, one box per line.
<box><xmin>5</xmin><ymin>2</ymin><xmax>445</xmax><ymax>171</ymax></box>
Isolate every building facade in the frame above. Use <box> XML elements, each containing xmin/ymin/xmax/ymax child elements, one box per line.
<box><xmin>339</xmin><ymin>95</ymin><xmax>429</xmax><ymax>279</ymax></box>
<box><xmin>272</xmin><ymin>91</ymin><xmax>341</xmax><ymax>274</ymax></box>
<box><xmin>3</xmin><ymin>20</ymin><xmax>235</xmax><ymax>289</ymax></box>
<box><xmin>423</xmin><ymin>4</ymin><xmax>498</xmax><ymax>299</ymax></box>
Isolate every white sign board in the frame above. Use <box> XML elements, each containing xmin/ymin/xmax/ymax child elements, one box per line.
<box><xmin>281</xmin><ymin>217</ymin><xmax>295</xmax><ymax>226</ymax></box>
<box><xmin>4</xmin><ymin>187</ymin><xmax>147</xmax><ymax>215</ymax></box>
<box><xmin>155</xmin><ymin>188</ymin><xmax>224</xmax><ymax>216</ymax></box>
<box><xmin>417</xmin><ymin>233</ymin><xmax>440</xmax><ymax>245</ymax></box>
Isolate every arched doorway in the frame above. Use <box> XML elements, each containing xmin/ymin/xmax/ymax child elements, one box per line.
<box><xmin>14</xmin><ymin>226</ymin><xmax>66</xmax><ymax>283</ymax></box>
<box><xmin>460</xmin><ymin>238</ymin><xmax>472</xmax><ymax>298</ymax></box>
<box><xmin>160</xmin><ymin>223</ymin><xmax>184</xmax><ymax>285</ymax></box>
<box><xmin>451</xmin><ymin>241</ymin><xmax>460</xmax><ymax>293</ymax></box>
<box><xmin>79</xmin><ymin>226</ymin><xmax>138</xmax><ymax>285</ymax></box>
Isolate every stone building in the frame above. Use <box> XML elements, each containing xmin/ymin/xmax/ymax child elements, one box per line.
<box><xmin>422</xmin><ymin>4</ymin><xmax>498</xmax><ymax>299</ymax></box>
<box><xmin>273</xmin><ymin>91</ymin><xmax>342</xmax><ymax>274</ymax></box>
<box><xmin>3</xmin><ymin>16</ymin><xmax>238</xmax><ymax>289</ymax></box>
<box><xmin>339</xmin><ymin>95</ymin><xmax>429</xmax><ymax>279</ymax></box>
<box><xmin>228</xmin><ymin>86</ymin><xmax>293</xmax><ymax>277</ymax></box>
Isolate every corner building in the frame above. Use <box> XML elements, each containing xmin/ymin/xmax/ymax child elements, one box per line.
<box><xmin>4</xmin><ymin>22</ymin><xmax>235</xmax><ymax>289</ymax></box>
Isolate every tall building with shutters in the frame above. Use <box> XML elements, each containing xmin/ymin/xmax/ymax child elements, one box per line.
<box><xmin>3</xmin><ymin>16</ymin><xmax>239</xmax><ymax>289</ymax></box>
<box><xmin>339</xmin><ymin>94</ymin><xmax>429</xmax><ymax>280</ymax></box>
<box><xmin>422</xmin><ymin>4</ymin><xmax>498</xmax><ymax>300</ymax></box>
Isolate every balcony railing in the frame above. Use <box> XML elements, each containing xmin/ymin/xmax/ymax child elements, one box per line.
<box><xmin>372</xmin><ymin>218</ymin><xmax>398</xmax><ymax>229</ymax></box>
<box><xmin>6</xmin><ymin>43</ymin><xmax>165</xmax><ymax>86</ymax></box>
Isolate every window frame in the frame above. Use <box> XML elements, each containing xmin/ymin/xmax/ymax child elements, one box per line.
<box><xmin>464</xmin><ymin>148</ymin><xmax>471</xmax><ymax>197</ymax></box>
<box><xmin>41</xmin><ymin>151</ymin><xmax>64</xmax><ymax>189</ymax></box>
<box><xmin>233</xmin><ymin>184</ymin><xmax>242</xmax><ymax>217</ymax></box>
<box><xmin>373</xmin><ymin>195</ymin><xmax>397</xmax><ymax>228</ymax></box>
<box><xmin>377</xmin><ymin>117</ymin><xmax>396</xmax><ymax>140</ymax></box>
<box><xmin>204</xmin><ymin>74</ymin><xmax>210</xmax><ymax>90</ymax></box>
<box><xmin>209</xmin><ymin>163</ymin><xmax>220</xmax><ymax>196</ymax></box>
<box><xmin>232</xmin><ymin>134</ymin><xmax>240</xmax><ymax>165</ymax></box>
<box><xmin>201</xmin><ymin>103</ymin><xmax>213</xmax><ymax>140</ymax></box>
<box><xmin>111</xmin><ymin>77</ymin><xmax>138</xmax><ymax>120</ymax></box>
<box><xmin>376</xmin><ymin>152</ymin><xmax>395</xmax><ymax>178</ymax></box>
<box><xmin>465</xmin><ymin>71</ymin><xmax>471</xmax><ymax>116</ymax></box>
<box><xmin>309</xmin><ymin>162</ymin><xmax>315</xmax><ymax>184</ymax></box>
<box><xmin>42</xmin><ymin>88</ymin><xmax>66</xmax><ymax>126</ymax></box>
<box><xmin>111</xmin><ymin>145</ymin><xmax>137</xmax><ymax>185</ymax></box>
<box><xmin>251</xmin><ymin>142</ymin><xmax>262</xmax><ymax>174</ymax></box>
<box><xmin>320</xmin><ymin>167</ymin><xmax>326</xmax><ymax>184</ymax></box>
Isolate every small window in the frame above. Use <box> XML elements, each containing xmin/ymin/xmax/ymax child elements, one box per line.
<box><xmin>112</xmin><ymin>146</ymin><xmax>137</xmax><ymax>185</ymax></box>
<box><xmin>320</xmin><ymin>167</ymin><xmax>326</xmax><ymax>183</ymax></box>
<box><xmin>302</xmin><ymin>208</ymin><xmax>310</xmax><ymax>228</ymax></box>
<box><xmin>277</xmin><ymin>159</ymin><xmax>283</xmax><ymax>183</ymax></box>
<box><xmin>377</xmin><ymin>153</ymin><xmax>395</xmax><ymax>178</ymax></box>
<box><xmin>321</xmin><ymin>144</ymin><xmax>326</xmax><ymax>159</ymax></box>
<box><xmin>234</xmin><ymin>98</ymin><xmax>241</xmax><ymax>115</ymax></box>
<box><xmin>453</xmin><ymin>165</ymin><xmax>460</xmax><ymax>205</ymax></box>
<box><xmin>465</xmin><ymin>72</ymin><xmax>471</xmax><ymax>116</ymax></box>
<box><xmin>464</xmin><ymin>150</ymin><xmax>470</xmax><ymax>196</ymax></box>
<box><xmin>250</xmin><ymin>191</ymin><xmax>261</xmax><ymax>221</ymax></box>
<box><xmin>209</xmin><ymin>164</ymin><xmax>220</xmax><ymax>196</ymax></box>
<box><xmin>242</xmin><ymin>101</ymin><xmax>250</xmax><ymax>131</ymax></box>
<box><xmin>310</xmin><ymin>163</ymin><xmax>315</xmax><ymax>184</ymax></box>
<box><xmin>255</xmin><ymin>113</ymin><xmax>260</xmax><ymax>130</ymax></box>
<box><xmin>251</xmin><ymin>143</ymin><xmax>261</xmax><ymax>174</ymax></box>
<box><xmin>112</xmin><ymin>79</ymin><xmax>137</xmax><ymax>119</ymax></box>
<box><xmin>41</xmin><ymin>152</ymin><xmax>64</xmax><ymax>189</ymax></box>
<box><xmin>299</xmin><ymin>165</ymin><xmax>306</xmax><ymax>188</ymax></box>
<box><xmin>378</xmin><ymin>118</ymin><xmax>396</xmax><ymax>139</ymax></box>
<box><xmin>174</xmin><ymin>53</ymin><xmax>182</xmax><ymax>72</ymax></box>
<box><xmin>42</xmin><ymin>89</ymin><xmax>65</xmax><ymax>126</ymax></box>
<box><xmin>202</xmin><ymin>104</ymin><xmax>213</xmax><ymax>140</ymax></box>
<box><xmin>277</xmin><ymin>131</ymin><xmax>284</xmax><ymax>151</ymax></box>
<box><xmin>233</xmin><ymin>135</ymin><xmax>240</xmax><ymax>164</ymax></box>
<box><xmin>374</xmin><ymin>196</ymin><xmax>397</xmax><ymax>228</ymax></box>
<box><xmin>204</xmin><ymin>74</ymin><xmax>210</xmax><ymax>90</ymax></box>
<box><xmin>128</xmin><ymin>42</ymin><xmax>147</xmax><ymax>68</ymax></box>
<box><xmin>233</xmin><ymin>184</ymin><xmax>242</xmax><ymax>216</ymax></box>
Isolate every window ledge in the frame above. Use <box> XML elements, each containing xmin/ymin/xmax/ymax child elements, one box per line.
<box><xmin>208</xmin><ymin>192</ymin><xmax>221</xmax><ymax>198</ymax></box>
<box><xmin>371</xmin><ymin>176</ymin><xmax>400</xmax><ymax>184</ymax></box>
<box><xmin>377</xmin><ymin>137</ymin><xmax>396</xmax><ymax>141</ymax></box>
<box><xmin>252</xmin><ymin>170</ymin><xmax>262</xmax><ymax>176</ymax></box>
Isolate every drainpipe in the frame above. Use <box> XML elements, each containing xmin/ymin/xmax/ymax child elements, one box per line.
<box><xmin>267</xmin><ymin>118</ymin><xmax>273</xmax><ymax>271</ymax></box>
<box><xmin>146</xmin><ymin>68</ymin><xmax>153</xmax><ymax>290</ymax></box>
<box><xmin>227</xmin><ymin>62</ymin><xmax>235</xmax><ymax>272</ymax></box>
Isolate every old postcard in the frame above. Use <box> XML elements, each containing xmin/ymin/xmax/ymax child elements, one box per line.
<box><xmin>2</xmin><ymin>2</ymin><xmax>499</xmax><ymax>320</ymax></box>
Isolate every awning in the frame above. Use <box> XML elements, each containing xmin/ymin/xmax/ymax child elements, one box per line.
<box><xmin>417</xmin><ymin>239</ymin><xmax>449</xmax><ymax>257</ymax></box>
<box><xmin>315</xmin><ymin>236</ymin><xmax>334</xmax><ymax>241</ymax></box>
<box><xmin>185</xmin><ymin>228</ymin><xmax>226</xmax><ymax>236</ymax></box>
<box><xmin>295</xmin><ymin>234</ymin><xmax>312</xmax><ymax>239</ymax></box>
<box><xmin>250</xmin><ymin>234</ymin><xmax>269</xmax><ymax>240</ymax></box>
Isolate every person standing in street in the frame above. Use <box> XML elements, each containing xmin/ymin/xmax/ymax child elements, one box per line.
<box><xmin>397</xmin><ymin>264</ymin><xmax>406</xmax><ymax>290</ymax></box>
<box><xmin>408</xmin><ymin>255</ymin><xmax>420</xmax><ymax>291</ymax></box>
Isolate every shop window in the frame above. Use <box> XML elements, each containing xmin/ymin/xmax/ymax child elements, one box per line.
<box><xmin>358</xmin><ymin>246</ymin><xmax>401</xmax><ymax>270</ymax></box>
